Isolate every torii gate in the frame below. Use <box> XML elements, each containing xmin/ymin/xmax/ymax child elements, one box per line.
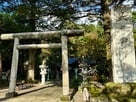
<box><xmin>0</xmin><ymin>30</ymin><xmax>83</xmax><ymax>98</ymax></box>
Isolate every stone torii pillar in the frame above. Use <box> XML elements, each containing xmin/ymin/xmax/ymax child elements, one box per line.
<box><xmin>7</xmin><ymin>38</ymin><xmax>19</xmax><ymax>97</ymax></box>
<box><xmin>61</xmin><ymin>35</ymin><xmax>69</xmax><ymax>96</ymax></box>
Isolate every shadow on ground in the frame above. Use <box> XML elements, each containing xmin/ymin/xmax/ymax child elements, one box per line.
<box><xmin>0</xmin><ymin>82</ymin><xmax>56</xmax><ymax>102</ymax></box>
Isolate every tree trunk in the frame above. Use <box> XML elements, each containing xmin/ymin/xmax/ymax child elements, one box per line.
<box><xmin>101</xmin><ymin>0</ymin><xmax>113</xmax><ymax>81</ymax></box>
<box><xmin>27</xmin><ymin>1</ymin><xmax>36</xmax><ymax>81</ymax></box>
<box><xmin>0</xmin><ymin>41</ymin><xmax>2</xmax><ymax>83</ymax></box>
<box><xmin>0</xmin><ymin>51</ymin><xmax>2</xmax><ymax>83</ymax></box>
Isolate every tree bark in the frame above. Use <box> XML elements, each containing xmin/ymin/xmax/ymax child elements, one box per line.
<box><xmin>0</xmin><ymin>40</ymin><xmax>2</xmax><ymax>83</ymax></box>
<box><xmin>0</xmin><ymin>50</ymin><xmax>2</xmax><ymax>83</ymax></box>
<box><xmin>101</xmin><ymin>0</ymin><xmax>113</xmax><ymax>81</ymax></box>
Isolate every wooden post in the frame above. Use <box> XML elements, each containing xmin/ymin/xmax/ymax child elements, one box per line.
<box><xmin>61</xmin><ymin>35</ymin><xmax>69</xmax><ymax>96</ymax></box>
<box><xmin>6</xmin><ymin>38</ymin><xmax>19</xmax><ymax>97</ymax></box>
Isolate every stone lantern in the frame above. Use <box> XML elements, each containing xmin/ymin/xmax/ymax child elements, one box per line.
<box><xmin>39</xmin><ymin>60</ymin><xmax>48</xmax><ymax>85</ymax></box>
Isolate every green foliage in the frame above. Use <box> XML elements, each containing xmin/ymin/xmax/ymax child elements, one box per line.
<box><xmin>132</xmin><ymin>11</ymin><xmax>136</xmax><ymax>22</ymax></box>
<box><xmin>87</xmin><ymin>82</ymin><xmax>136</xmax><ymax>102</ymax></box>
<box><xmin>60</xmin><ymin>95</ymin><xmax>71</xmax><ymax>101</ymax></box>
<box><xmin>0</xmin><ymin>13</ymin><xmax>31</xmax><ymax>33</ymax></box>
<box><xmin>0</xmin><ymin>12</ymin><xmax>32</xmax><ymax>62</ymax></box>
<box><xmin>96</xmin><ymin>21</ymin><xmax>104</xmax><ymax>38</ymax></box>
<box><xmin>0</xmin><ymin>13</ymin><xmax>16</xmax><ymax>33</ymax></box>
<box><xmin>67</xmin><ymin>24</ymin><xmax>108</xmax><ymax>82</ymax></box>
<box><xmin>133</xmin><ymin>11</ymin><xmax>136</xmax><ymax>56</ymax></box>
<box><xmin>85</xmin><ymin>24</ymin><xmax>97</xmax><ymax>33</ymax></box>
<box><xmin>47</xmin><ymin>48</ymin><xmax>61</xmax><ymax>65</ymax></box>
<box><xmin>72</xmin><ymin>34</ymin><xmax>106</xmax><ymax>60</ymax></box>
<box><xmin>89</xmin><ymin>84</ymin><xmax>104</xmax><ymax>97</ymax></box>
<box><xmin>103</xmin><ymin>82</ymin><xmax>136</xmax><ymax>101</ymax></box>
<box><xmin>0</xmin><ymin>80</ymin><xmax>9</xmax><ymax>89</ymax></box>
<box><xmin>132</xmin><ymin>12</ymin><xmax>136</xmax><ymax>35</ymax></box>
<box><xmin>26</xmin><ymin>79</ymin><xmax>39</xmax><ymax>84</ymax></box>
<box><xmin>70</xmin><ymin>78</ymin><xmax>81</xmax><ymax>90</ymax></box>
<box><xmin>61</xmin><ymin>20</ymin><xmax>80</xmax><ymax>29</ymax></box>
<box><xmin>77</xmin><ymin>24</ymin><xmax>97</xmax><ymax>34</ymax></box>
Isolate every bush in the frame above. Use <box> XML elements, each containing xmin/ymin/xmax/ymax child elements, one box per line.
<box><xmin>88</xmin><ymin>82</ymin><xmax>136</xmax><ymax>102</ymax></box>
<box><xmin>71</xmin><ymin>78</ymin><xmax>81</xmax><ymax>90</ymax></box>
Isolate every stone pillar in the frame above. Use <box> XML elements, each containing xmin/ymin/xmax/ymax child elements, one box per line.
<box><xmin>6</xmin><ymin>38</ymin><xmax>19</xmax><ymax>97</ymax></box>
<box><xmin>111</xmin><ymin>6</ymin><xmax>136</xmax><ymax>83</ymax></box>
<box><xmin>61</xmin><ymin>35</ymin><xmax>69</xmax><ymax>96</ymax></box>
<box><xmin>27</xmin><ymin>50</ymin><xmax>35</xmax><ymax>80</ymax></box>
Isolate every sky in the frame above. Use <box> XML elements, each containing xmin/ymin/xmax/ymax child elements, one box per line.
<box><xmin>123</xmin><ymin>0</ymin><xmax>133</xmax><ymax>5</ymax></box>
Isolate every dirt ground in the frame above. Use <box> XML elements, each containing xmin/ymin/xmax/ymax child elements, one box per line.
<box><xmin>0</xmin><ymin>83</ymin><xmax>84</xmax><ymax>102</ymax></box>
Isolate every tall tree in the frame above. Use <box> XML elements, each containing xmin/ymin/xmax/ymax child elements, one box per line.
<box><xmin>0</xmin><ymin>41</ymin><xmax>2</xmax><ymax>83</ymax></box>
<box><xmin>0</xmin><ymin>14</ymin><xmax>3</xmax><ymax>83</ymax></box>
<box><xmin>101</xmin><ymin>0</ymin><xmax>127</xmax><ymax>81</ymax></box>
